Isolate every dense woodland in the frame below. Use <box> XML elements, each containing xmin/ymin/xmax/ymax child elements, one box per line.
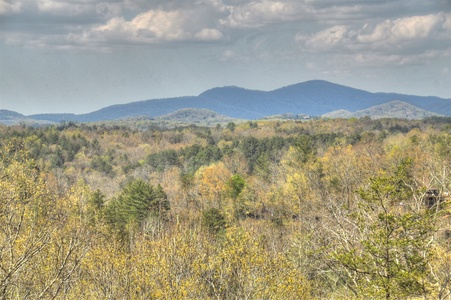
<box><xmin>1</xmin><ymin>116</ymin><xmax>450</xmax><ymax>299</ymax></box>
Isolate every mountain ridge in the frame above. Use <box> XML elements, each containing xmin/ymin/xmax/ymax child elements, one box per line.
<box><xmin>0</xmin><ymin>109</ymin><xmax>54</xmax><ymax>126</ymax></box>
<box><xmin>3</xmin><ymin>80</ymin><xmax>450</xmax><ymax>124</ymax></box>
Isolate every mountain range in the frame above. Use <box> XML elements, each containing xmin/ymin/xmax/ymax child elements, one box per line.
<box><xmin>1</xmin><ymin>80</ymin><xmax>450</xmax><ymax>125</ymax></box>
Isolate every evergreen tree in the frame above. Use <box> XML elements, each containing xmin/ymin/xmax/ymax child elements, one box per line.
<box><xmin>106</xmin><ymin>179</ymin><xmax>170</xmax><ymax>242</ymax></box>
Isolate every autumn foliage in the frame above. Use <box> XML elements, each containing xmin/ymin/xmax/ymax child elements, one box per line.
<box><xmin>0</xmin><ymin>117</ymin><xmax>450</xmax><ymax>299</ymax></box>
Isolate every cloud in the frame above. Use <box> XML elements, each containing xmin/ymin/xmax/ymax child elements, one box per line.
<box><xmin>296</xmin><ymin>25</ymin><xmax>352</xmax><ymax>51</ymax></box>
<box><xmin>220</xmin><ymin>1</ymin><xmax>310</xmax><ymax>28</ymax></box>
<box><xmin>1</xmin><ymin>0</ymin><xmax>450</xmax><ymax>55</ymax></box>
<box><xmin>219</xmin><ymin>0</ymin><xmax>376</xmax><ymax>28</ymax></box>
<box><xmin>357</xmin><ymin>13</ymin><xmax>446</xmax><ymax>45</ymax></box>
<box><xmin>0</xmin><ymin>0</ymin><xmax>23</xmax><ymax>15</ymax></box>
<box><xmin>195</xmin><ymin>28</ymin><xmax>224</xmax><ymax>41</ymax></box>
<box><xmin>1</xmin><ymin>0</ymin><xmax>116</xmax><ymax>18</ymax></box>
<box><xmin>38</xmin><ymin>0</ymin><xmax>84</xmax><ymax>15</ymax></box>
<box><xmin>82</xmin><ymin>7</ymin><xmax>226</xmax><ymax>44</ymax></box>
<box><xmin>297</xmin><ymin>12</ymin><xmax>451</xmax><ymax>60</ymax></box>
<box><xmin>220</xmin><ymin>49</ymin><xmax>237</xmax><ymax>61</ymax></box>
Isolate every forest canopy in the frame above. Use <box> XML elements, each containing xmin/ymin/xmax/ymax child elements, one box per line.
<box><xmin>0</xmin><ymin>117</ymin><xmax>450</xmax><ymax>299</ymax></box>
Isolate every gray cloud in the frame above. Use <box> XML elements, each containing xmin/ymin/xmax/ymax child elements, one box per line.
<box><xmin>2</xmin><ymin>0</ymin><xmax>449</xmax><ymax>49</ymax></box>
<box><xmin>295</xmin><ymin>12</ymin><xmax>451</xmax><ymax>67</ymax></box>
<box><xmin>79</xmin><ymin>3</ymin><xmax>228</xmax><ymax>45</ymax></box>
<box><xmin>0</xmin><ymin>0</ymin><xmax>23</xmax><ymax>15</ymax></box>
<box><xmin>1</xmin><ymin>0</ymin><xmax>450</xmax><ymax>116</ymax></box>
<box><xmin>2</xmin><ymin>0</ymin><xmax>448</xmax><ymax>74</ymax></box>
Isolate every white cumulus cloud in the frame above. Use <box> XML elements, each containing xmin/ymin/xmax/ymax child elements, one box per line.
<box><xmin>298</xmin><ymin>12</ymin><xmax>451</xmax><ymax>54</ymax></box>
<box><xmin>80</xmin><ymin>5</ymin><xmax>227</xmax><ymax>45</ymax></box>
<box><xmin>194</xmin><ymin>28</ymin><xmax>224</xmax><ymax>41</ymax></box>
<box><xmin>357</xmin><ymin>13</ymin><xmax>447</xmax><ymax>45</ymax></box>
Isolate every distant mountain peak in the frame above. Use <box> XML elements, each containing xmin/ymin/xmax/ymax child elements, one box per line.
<box><xmin>0</xmin><ymin>109</ymin><xmax>25</xmax><ymax>118</ymax></box>
<box><xmin>198</xmin><ymin>85</ymin><xmax>259</xmax><ymax>98</ymax></box>
<box><xmin>0</xmin><ymin>109</ymin><xmax>54</xmax><ymax>126</ymax></box>
<box><xmin>276</xmin><ymin>79</ymin><xmax>368</xmax><ymax>93</ymax></box>
<box><xmin>3</xmin><ymin>80</ymin><xmax>450</xmax><ymax>125</ymax></box>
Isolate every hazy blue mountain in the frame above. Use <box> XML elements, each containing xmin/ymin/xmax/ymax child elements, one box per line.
<box><xmin>30</xmin><ymin>97</ymin><xmax>210</xmax><ymax>122</ymax></box>
<box><xmin>0</xmin><ymin>109</ymin><xmax>55</xmax><ymax>126</ymax></box>
<box><xmin>323</xmin><ymin>100</ymin><xmax>443</xmax><ymax>119</ymax></box>
<box><xmin>0</xmin><ymin>109</ymin><xmax>25</xmax><ymax>119</ymax></box>
<box><xmin>21</xmin><ymin>80</ymin><xmax>451</xmax><ymax>122</ymax></box>
<box><xmin>28</xmin><ymin>113</ymin><xmax>78</xmax><ymax>122</ymax></box>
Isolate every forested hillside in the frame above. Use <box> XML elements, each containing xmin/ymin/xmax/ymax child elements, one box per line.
<box><xmin>25</xmin><ymin>80</ymin><xmax>451</xmax><ymax>123</ymax></box>
<box><xmin>1</xmin><ymin>117</ymin><xmax>450</xmax><ymax>299</ymax></box>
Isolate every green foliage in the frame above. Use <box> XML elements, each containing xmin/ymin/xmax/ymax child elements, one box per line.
<box><xmin>247</xmin><ymin>121</ymin><xmax>258</xmax><ymax>128</ymax></box>
<box><xmin>86</xmin><ymin>189</ymin><xmax>105</xmax><ymax>225</ymax></box>
<box><xmin>294</xmin><ymin>134</ymin><xmax>316</xmax><ymax>163</ymax></box>
<box><xmin>226</xmin><ymin>121</ymin><xmax>236</xmax><ymax>132</ymax></box>
<box><xmin>146</xmin><ymin>149</ymin><xmax>180</xmax><ymax>171</ymax></box>
<box><xmin>227</xmin><ymin>174</ymin><xmax>245</xmax><ymax>199</ymax></box>
<box><xmin>254</xmin><ymin>153</ymin><xmax>271</xmax><ymax>181</ymax></box>
<box><xmin>146</xmin><ymin>143</ymin><xmax>225</xmax><ymax>174</ymax></box>
<box><xmin>238</xmin><ymin>136</ymin><xmax>291</xmax><ymax>173</ymax></box>
<box><xmin>106</xmin><ymin>179</ymin><xmax>170</xmax><ymax>240</ymax></box>
<box><xmin>202</xmin><ymin>208</ymin><xmax>226</xmax><ymax>234</ymax></box>
<box><xmin>182</xmin><ymin>144</ymin><xmax>222</xmax><ymax>172</ymax></box>
<box><xmin>90</xmin><ymin>155</ymin><xmax>114</xmax><ymax>175</ymax></box>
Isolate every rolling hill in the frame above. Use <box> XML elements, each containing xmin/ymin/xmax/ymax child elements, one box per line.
<box><xmin>0</xmin><ymin>109</ymin><xmax>54</xmax><ymax>126</ymax></box>
<box><xmin>322</xmin><ymin>100</ymin><xmax>442</xmax><ymax>120</ymax></box>
<box><xmin>155</xmin><ymin>108</ymin><xmax>238</xmax><ymax>126</ymax></box>
<box><xmin>2</xmin><ymin>80</ymin><xmax>450</xmax><ymax>125</ymax></box>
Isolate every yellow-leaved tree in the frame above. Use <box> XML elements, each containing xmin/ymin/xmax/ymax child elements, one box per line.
<box><xmin>195</xmin><ymin>162</ymin><xmax>231</xmax><ymax>211</ymax></box>
<box><xmin>0</xmin><ymin>142</ymin><xmax>90</xmax><ymax>299</ymax></box>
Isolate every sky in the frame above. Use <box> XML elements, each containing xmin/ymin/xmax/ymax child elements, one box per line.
<box><xmin>1</xmin><ymin>0</ymin><xmax>450</xmax><ymax>115</ymax></box>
